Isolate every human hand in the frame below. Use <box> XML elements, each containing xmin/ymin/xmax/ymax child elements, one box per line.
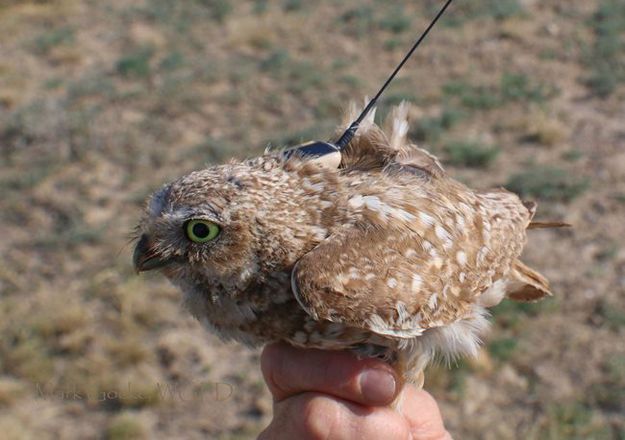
<box><xmin>258</xmin><ymin>342</ymin><xmax>451</xmax><ymax>440</ymax></box>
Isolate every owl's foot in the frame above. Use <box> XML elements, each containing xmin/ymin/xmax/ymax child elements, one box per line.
<box><xmin>390</xmin><ymin>369</ymin><xmax>425</xmax><ymax>411</ymax></box>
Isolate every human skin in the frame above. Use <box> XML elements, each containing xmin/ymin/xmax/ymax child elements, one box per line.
<box><xmin>258</xmin><ymin>343</ymin><xmax>452</xmax><ymax>440</ymax></box>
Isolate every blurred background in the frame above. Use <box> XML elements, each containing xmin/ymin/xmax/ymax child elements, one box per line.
<box><xmin>1</xmin><ymin>0</ymin><xmax>624</xmax><ymax>438</ymax></box>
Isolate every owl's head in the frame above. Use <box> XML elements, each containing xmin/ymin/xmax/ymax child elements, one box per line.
<box><xmin>132</xmin><ymin>166</ymin><xmax>263</xmax><ymax>289</ymax></box>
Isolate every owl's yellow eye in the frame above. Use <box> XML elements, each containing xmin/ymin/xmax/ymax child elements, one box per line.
<box><xmin>185</xmin><ymin>220</ymin><xmax>220</xmax><ymax>243</ymax></box>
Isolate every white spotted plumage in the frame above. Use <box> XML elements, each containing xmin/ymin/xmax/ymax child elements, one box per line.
<box><xmin>135</xmin><ymin>103</ymin><xmax>554</xmax><ymax>396</ymax></box>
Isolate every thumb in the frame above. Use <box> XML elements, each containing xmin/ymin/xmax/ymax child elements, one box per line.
<box><xmin>260</xmin><ymin>342</ymin><xmax>398</xmax><ymax>406</ymax></box>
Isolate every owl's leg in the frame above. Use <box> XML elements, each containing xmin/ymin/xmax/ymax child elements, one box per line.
<box><xmin>390</xmin><ymin>370</ymin><xmax>425</xmax><ymax>411</ymax></box>
<box><xmin>390</xmin><ymin>346</ymin><xmax>429</xmax><ymax>411</ymax></box>
<box><xmin>413</xmin><ymin>369</ymin><xmax>425</xmax><ymax>389</ymax></box>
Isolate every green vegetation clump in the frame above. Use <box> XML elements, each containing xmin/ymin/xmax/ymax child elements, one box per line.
<box><xmin>338</xmin><ymin>4</ymin><xmax>417</xmax><ymax>37</ymax></box>
<box><xmin>443</xmin><ymin>0</ymin><xmax>524</xmax><ymax>26</ymax></box>
<box><xmin>590</xmin><ymin>355</ymin><xmax>625</xmax><ymax>412</ymax></box>
<box><xmin>490</xmin><ymin>299</ymin><xmax>554</xmax><ymax>330</ymax></box>
<box><xmin>260</xmin><ymin>49</ymin><xmax>290</xmax><ymax>73</ymax></box>
<box><xmin>31</xmin><ymin>27</ymin><xmax>74</xmax><ymax>55</ymax></box>
<box><xmin>106</xmin><ymin>413</ymin><xmax>147</xmax><ymax>440</ymax></box>
<box><xmin>487</xmin><ymin>0</ymin><xmax>524</xmax><ymax>20</ymax></box>
<box><xmin>251</xmin><ymin>0</ymin><xmax>268</xmax><ymax>14</ymax></box>
<box><xmin>488</xmin><ymin>337</ymin><xmax>517</xmax><ymax>362</ymax></box>
<box><xmin>410</xmin><ymin>108</ymin><xmax>464</xmax><ymax>143</ymax></box>
<box><xmin>0</xmin><ymin>164</ymin><xmax>57</xmax><ymax>191</ymax></box>
<box><xmin>116</xmin><ymin>47</ymin><xmax>155</xmax><ymax>79</ymax></box>
<box><xmin>196</xmin><ymin>0</ymin><xmax>232</xmax><ymax>22</ymax></box>
<box><xmin>541</xmin><ymin>402</ymin><xmax>615</xmax><ymax>439</ymax></box>
<box><xmin>282</xmin><ymin>0</ymin><xmax>302</xmax><ymax>12</ymax></box>
<box><xmin>339</xmin><ymin>5</ymin><xmax>374</xmax><ymax>36</ymax></box>
<box><xmin>585</xmin><ymin>0</ymin><xmax>625</xmax><ymax>97</ymax></box>
<box><xmin>159</xmin><ymin>51</ymin><xmax>185</xmax><ymax>71</ymax></box>
<box><xmin>443</xmin><ymin>73</ymin><xmax>557</xmax><ymax>111</ymax></box>
<box><xmin>259</xmin><ymin>49</ymin><xmax>325</xmax><ymax>93</ymax></box>
<box><xmin>594</xmin><ymin>300</ymin><xmax>625</xmax><ymax>331</ymax></box>
<box><xmin>379</xmin><ymin>6</ymin><xmax>411</xmax><ymax>34</ymax></box>
<box><xmin>561</xmin><ymin>149</ymin><xmax>583</xmax><ymax>162</ymax></box>
<box><xmin>506</xmin><ymin>166</ymin><xmax>588</xmax><ymax>202</ymax></box>
<box><xmin>339</xmin><ymin>5</ymin><xmax>410</xmax><ymax>36</ymax></box>
<box><xmin>500</xmin><ymin>73</ymin><xmax>555</xmax><ymax>103</ymax></box>
<box><xmin>383</xmin><ymin>93</ymin><xmax>420</xmax><ymax>105</ymax></box>
<box><xmin>443</xmin><ymin>80</ymin><xmax>501</xmax><ymax>110</ymax></box>
<box><xmin>444</xmin><ymin>141</ymin><xmax>499</xmax><ymax>168</ymax></box>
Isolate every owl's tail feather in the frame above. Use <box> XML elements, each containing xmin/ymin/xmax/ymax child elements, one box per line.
<box><xmin>507</xmin><ymin>261</ymin><xmax>553</xmax><ymax>302</ymax></box>
<box><xmin>528</xmin><ymin>221</ymin><xmax>572</xmax><ymax>229</ymax></box>
<box><xmin>523</xmin><ymin>201</ymin><xmax>571</xmax><ymax>229</ymax></box>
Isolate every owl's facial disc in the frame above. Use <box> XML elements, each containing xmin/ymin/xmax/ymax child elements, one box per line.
<box><xmin>135</xmin><ymin>172</ymin><xmax>248</xmax><ymax>278</ymax></box>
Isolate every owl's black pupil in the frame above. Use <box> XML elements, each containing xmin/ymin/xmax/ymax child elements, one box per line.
<box><xmin>192</xmin><ymin>223</ymin><xmax>210</xmax><ymax>238</ymax></box>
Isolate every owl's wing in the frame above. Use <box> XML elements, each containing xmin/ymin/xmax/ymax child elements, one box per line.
<box><xmin>291</xmin><ymin>188</ymin><xmax>539</xmax><ymax>339</ymax></box>
<box><xmin>292</xmin><ymin>225</ymin><xmax>424</xmax><ymax>338</ymax></box>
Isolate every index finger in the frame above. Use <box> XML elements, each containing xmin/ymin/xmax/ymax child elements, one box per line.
<box><xmin>400</xmin><ymin>386</ymin><xmax>452</xmax><ymax>440</ymax></box>
<box><xmin>261</xmin><ymin>342</ymin><xmax>399</xmax><ymax>407</ymax></box>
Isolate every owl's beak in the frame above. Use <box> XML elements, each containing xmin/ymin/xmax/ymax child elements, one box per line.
<box><xmin>133</xmin><ymin>234</ymin><xmax>169</xmax><ymax>272</ymax></box>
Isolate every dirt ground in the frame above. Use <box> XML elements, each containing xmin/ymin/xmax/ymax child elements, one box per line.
<box><xmin>1</xmin><ymin>0</ymin><xmax>624</xmax><ymax>438</ymax></box>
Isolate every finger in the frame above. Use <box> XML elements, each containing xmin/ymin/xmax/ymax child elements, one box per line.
<box><xmin>260</xmin><ymin>392</ymin><xmax>411</xmax><ymax>440</ymax></box>
<box><xmin>261</xmin><ymin>342</ymin><xmax>398</xmax><ymax>406</ymax></box>
<box><xmin>400</xmin><ymin>386</ymin><xmax>452</xmax><ymax>440</ymax></box>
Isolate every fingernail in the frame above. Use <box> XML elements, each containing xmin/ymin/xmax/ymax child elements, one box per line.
<box><xmin>359</xmin><ymin>369</ymin><xmax>396</xmax><ymax>404</ymax></box>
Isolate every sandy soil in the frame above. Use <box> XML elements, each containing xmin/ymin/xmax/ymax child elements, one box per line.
<box><xmin>0</xmin><ymin>1</ymin><xmax>623</xmax><ymax>438</ymax></box>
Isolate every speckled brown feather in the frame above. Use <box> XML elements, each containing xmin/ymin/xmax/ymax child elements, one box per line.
<box><xmin>294</xmin><ymin>111</ymin><xmax>538</xmax><ymax>337</ymax></box>
<box><xmin>134</xmin><ymin>103</ymin><xmax>552</xmax><ymax>392</ymax></box>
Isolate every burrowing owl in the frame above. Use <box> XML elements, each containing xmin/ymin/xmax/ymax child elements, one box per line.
<box><xmin>133</xmin><ymin>104</ymin><xmax>552</xmax><ymax>390</ymax></box>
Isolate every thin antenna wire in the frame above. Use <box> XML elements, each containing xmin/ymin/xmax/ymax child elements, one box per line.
<box><xmin>335</xmin><ymin>0</ymin><xmax>454</xmax><ymax>150</ymax></box>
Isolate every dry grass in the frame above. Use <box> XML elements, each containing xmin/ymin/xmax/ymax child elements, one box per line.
<box><xmin>1</xmin><ymin>0</ymin><xmax>624</xmax><ymax>438</ymax></box>
<box><xmin>106</xmin><ymin>411</ymin><xmax>149</xmax><ymax>440</ymax></box>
